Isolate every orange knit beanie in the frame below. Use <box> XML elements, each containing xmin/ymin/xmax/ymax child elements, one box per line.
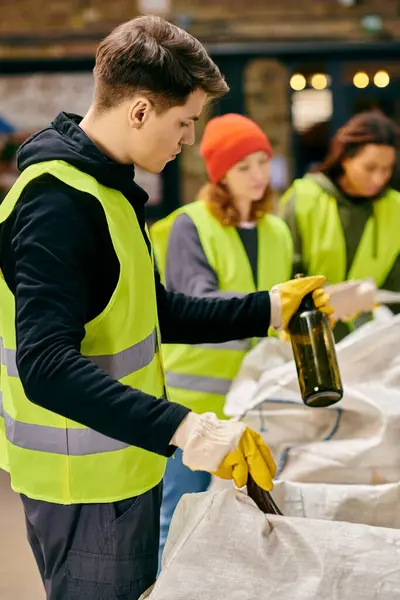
<box><xmin>200</xmin><ymin>113</ymin><xmax>272</xmax><ymax>185</ymax></box>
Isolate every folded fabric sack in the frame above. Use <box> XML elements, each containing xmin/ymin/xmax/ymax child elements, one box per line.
<box><xmin>225</xmin><ymin>315</ymin><xmax>400</xmax><ymax>485</ymax></box>
<box><xmin>209</xmin><ymin>478</ymin><xmax>400</xmax><ymax>529</ymax></box>
<box><xmin>141</xmin><ymin>489</ymin><xmax>400</xmax><ymax>600</ymax></box>
<box><xmin>271</xmin><ymin>480</ymin><xmax>400</xmax><ymax>529</ymax></box>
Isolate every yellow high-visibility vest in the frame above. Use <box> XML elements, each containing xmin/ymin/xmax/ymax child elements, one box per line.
<box><xmin>151</xmin><ymin>200</ymin><xmax>293</xmax><ymax>418</ymax></box>
<box><xmin>280</xmin><ymin>177</ymin><xmax>400</xmax><ymax>285</ymax></box>
<box><xmin>0</xmin><ymin>160</ymin><xmax>167</xmax><ymax>504</ymax></box>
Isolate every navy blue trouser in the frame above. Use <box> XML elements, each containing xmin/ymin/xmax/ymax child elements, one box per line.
<box><xmin>21</xmin><ymin>483</ymin><xmax>162</xmax><ymax>600</ymax></box>
<box><xmin>159</xmin><ymin>449</ymin><xmax>211</xmax><ymax>569</ymax></box>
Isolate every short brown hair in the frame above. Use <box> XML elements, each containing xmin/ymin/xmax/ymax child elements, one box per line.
<box><xmin>199</xmin><ymin>182</ymin><xmax>274</xmax><ymax>227</ymax></box>
<box><xmin>93</xmin><ymin>15</ymin><xmax>229</xmax><ymax>112</ymax></box>
<box><xmin>317</xmin><ymin>110</ymin><xmax>400</xmax><ymax>180</ymax></box>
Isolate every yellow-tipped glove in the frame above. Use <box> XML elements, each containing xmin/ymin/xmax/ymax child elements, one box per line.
<box><xmin>170</xmin><ymin>413</ymin><xmax>276</xmax><ymax>491</ymax></box>
<box><xmin>270</xmin><ymin>275</ymin><xmax>334</xmax><ymax>332</ymax></box>
<box><xmin>214</xmin><ymin>428</ymin><xmax>276</xmax><ymax>491</ymax></box>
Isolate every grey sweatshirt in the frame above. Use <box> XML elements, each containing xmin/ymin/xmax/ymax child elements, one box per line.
<box><xmin>165</xmin><ymin>214</ymin><xmax>259</xmax><ymax>297</ymax></box>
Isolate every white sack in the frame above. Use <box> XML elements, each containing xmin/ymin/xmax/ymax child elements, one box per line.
<box><xmin>141</xmin><ymin>489</ymin><xmax>400</xmax><ymax>600</ymax></box>
<box><xmin>271</xmin><ymin>480</ymin><xmax>400</xmax><ymax>528</ymax></box>
<box><xmin>224</xmin><ymin>314</ymin><xmax>400</xmax><ymax>484</ymax></box>
<box><xmin>209</xmin><ymin>478</ymin><xmax>400</xmax><ymax>528</ymax></box>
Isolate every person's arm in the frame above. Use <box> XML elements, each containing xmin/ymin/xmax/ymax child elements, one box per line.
<box><xmin>165</xmin><ymin>213</ymin><xmax>244</xmax><ymax>298</ymax></box>
<box><xmin>7</xmin><ymin>183</ymin><xmax>189</xmax><ymax>456</ymax></box>
<box><xmin>157</xmin><ymin>269</ymin><xmax>271</xmax><ymax>345</ymax></box>
<box><xmin>156</xmin><ymin>214</ymin><xmax>271</xmax><ymax>344</ymax></box>
<box><xmin>280</xmin><ymin>189</ymin><xmax>306</xmax><ymax>277</ymax></box>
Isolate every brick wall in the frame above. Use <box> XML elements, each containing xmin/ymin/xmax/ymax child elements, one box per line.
<box><xmin>0</xmin><ymin>74</ymin><xmax>93</xmax><ymax>130</ymax></box>
<box><xmin>173</xmin><ymin>0</ymin><xmax>400</xmax><ymax>42</ymax></box>
<box><xmin>1</xmin><ymin>0</ymin><xmax>399</xmax><ymax>58</ymax></box>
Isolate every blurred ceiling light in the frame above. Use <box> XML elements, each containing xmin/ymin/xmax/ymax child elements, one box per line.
<box><xmin>374</xmin><ymin>70</ymin><xmax>390</xmax><ymax>88</ymax></box>
<box><xmin>290</xmin><ymin>74</ymin><xmax>306</xmax><ymax>91</ymax></box>
<box><xmin>353</xmin><ymin>72</ymin><xmax>369</xmax><ymax>89</ymax></box>
<box><xmin>311</xmin><ymin>74</ymin><xmax>328</xmax><ymax>90</ymax></box>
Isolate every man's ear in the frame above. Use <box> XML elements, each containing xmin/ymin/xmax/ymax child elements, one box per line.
<box><xmin>129</xmin><ymin>97</ymin><xmax>153</xmax><ymax>129</ymax></box>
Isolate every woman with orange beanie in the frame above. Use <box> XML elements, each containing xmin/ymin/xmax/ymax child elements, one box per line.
<box><xmin>151</xmin><ymin>113</ymin><xmax>295</xmax><ymax>563</ymax></box>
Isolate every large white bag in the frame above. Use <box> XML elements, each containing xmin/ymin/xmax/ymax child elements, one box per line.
<box><xmin>209</xmin><ymin>478</ymin><xmax>400</xmax><ymax>529</ymax></box>
<box><xmin>225</xmin><ymin>315</ymin><xmax>400</xmax><ymax>484</ymax></box>
<box><xmin>142</xmin><ymin>489</ymin><xmax>400</xmax><ymax>600</ymax></box>
<box><xmin>271</xmin><ymin>480</ymin><xmax>400</xmax><ymax>528</ymax></box>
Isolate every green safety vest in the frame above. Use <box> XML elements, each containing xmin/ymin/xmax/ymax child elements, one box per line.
<box><xmin>0</xmin><ymin>160</ymin><xmax>167</xmax><ymax>504</ymax></box>
<box><xmin>280</xmin><ymin>177</ymin><xmax>400</xmax><ymax>286</ymax></box>
<box><xmin>151</xmin><ymin>200</ymin><xmax>293</xmax><ymax>418</ymax></box>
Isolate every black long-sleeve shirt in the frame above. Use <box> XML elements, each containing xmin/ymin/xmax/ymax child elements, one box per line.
<box><xmin>0</xmin><ymin>112</ymin><xmax>271</xmax><ymax>457</ymax></box>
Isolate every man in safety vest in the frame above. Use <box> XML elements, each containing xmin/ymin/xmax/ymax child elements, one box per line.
<box><xmin>0</xmin><ymin>16</ymin><xmax>332</xmax><ymax>600</ymax></box>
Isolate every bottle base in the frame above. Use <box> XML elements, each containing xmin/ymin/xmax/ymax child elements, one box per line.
<box><xmin>304</xmin><ymin>390</ymin><xmax>343</xmax><ymax>408</ymax></box>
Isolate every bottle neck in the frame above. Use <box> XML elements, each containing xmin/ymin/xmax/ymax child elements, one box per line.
<box><xmin>299</xmin><ymin>292</ymin><xmax>315</xmax><ymax>312</ymax></box>
<box><xmin>293</xmin><ymin>273</ymin><xmax>316</xmax><ymax>312</ymax></box>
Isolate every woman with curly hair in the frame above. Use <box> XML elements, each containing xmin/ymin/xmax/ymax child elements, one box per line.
<box><xmin>151</xmin><ymin>113</ymin><xmax>294</xmax><ymax>561</ymax></box>
<box><xmin>280</xmin><ymin>110</ymin><xmax>400</xmax><ymax>340</ymax></box>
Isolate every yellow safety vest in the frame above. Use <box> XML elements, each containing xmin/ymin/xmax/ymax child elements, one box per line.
<box><xmin>0</xmin><ymin>368</ymin><xmax>6</xmax><ymax>472</ymax></box>
<box><xmin>151</xmin><ymin>200</ymin><xmax>293</xmax><ymax>418</ymax></box>
<box><xmin>0</xmin><ymin>160</ymin><xmax>167</xmax><ymax>504</ymax></box>
<box><xmin>280</xmin><ymin>177</ymin><xmax>400</xmax><ymax>285</ymax></box>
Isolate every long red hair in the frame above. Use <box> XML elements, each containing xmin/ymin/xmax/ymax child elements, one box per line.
<box><xmin>198</xmin><ymin>182</ymin><xmax>274</xmax><ymax>227</ymax></box>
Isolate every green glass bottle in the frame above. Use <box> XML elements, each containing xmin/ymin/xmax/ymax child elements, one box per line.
<box><xmin>288</xmin><ymin>276</ymin><xmax>343</xmax><ymax>408</ymax></box>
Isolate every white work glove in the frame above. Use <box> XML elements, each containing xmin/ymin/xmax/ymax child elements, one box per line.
<box><xmin>326</xmin><ymin>279</ymin><xmax>377</xmax><ymax>323</ymax></box>
<box><xmin>171</xmin><ymin>412</ymin><xmax>246</xmax><ymax>473</ymax></box>
<box><xmin>171</xmin><ymin>412</ymin><xmax>276</xmax><ymax>491</ymax></box>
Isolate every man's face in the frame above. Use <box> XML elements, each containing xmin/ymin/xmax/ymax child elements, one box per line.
<box><xmin>128</xmin><ymin>89</ymin><xmax>207</xmax><ymax>173</ymax></box>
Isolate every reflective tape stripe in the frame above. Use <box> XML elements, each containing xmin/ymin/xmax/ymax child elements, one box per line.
<box><xmin>5</xmin><ymin>413</ymin><xmax>129</xmax><ymax>455</ymax></box>
<box><xmin>0</xmin><ymin>339</ymin><xmax>18</xmax><ymax>377</ymax></box>
<box><xmin>166</xmin><ymin>372</ymin><xmax>232</xmax><ymax>396</ymax></box>
<box><xmin>195</xmin><ymin>339</ymin><xmax>252</xmax><ymax>351</ymax></box>
<box><xmin>90</xmin><ymin>329</ymin><xmax>157</xmax><ymax>379</ymax></box>
<box><xmin>0</xmin><ymin>327</ymin><xmax>156</xmax><ymax>455</ymax></box>
<box><xmin>0</xmin><ymin>392</ymin><xmax>128</xmax><ymax>455</ymax></box>
<box><xmin>0</xmin><ymin>330</ymin><xmax>156</xmax><ymax>380</ymax></box>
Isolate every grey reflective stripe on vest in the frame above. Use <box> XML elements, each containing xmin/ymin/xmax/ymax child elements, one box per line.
<box><xmin>0</xmin><ymin>330</ymin><xmax>156</xmax><ymax>380</ymax></box>
<box><xmin>195</xmin><ymin>339</ymin><xmax>252</xmax><ymax>351</ymax></box>
<box><xmin>0</xmin><ymin>328</ymin><xmax>157</xmax><ymax>455</ymax></box>
<box><xmin>90</xmin><ymin>329</ymin><xmax>157</xmax><ymax>379</ymax></box>
<box><xmin>0</xmin><ymin>338</ymin><xmax>18</xmax><ymax>377</ymax></box>
<box><xmin>0</xmin><ymin>391</ymin><xmax>128</xmax><ymax>455</ymax></box>
<box><xmin>166</xmin><ymin>372</ymin><xmax>232</xmax><ymax>396</ymax></box>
